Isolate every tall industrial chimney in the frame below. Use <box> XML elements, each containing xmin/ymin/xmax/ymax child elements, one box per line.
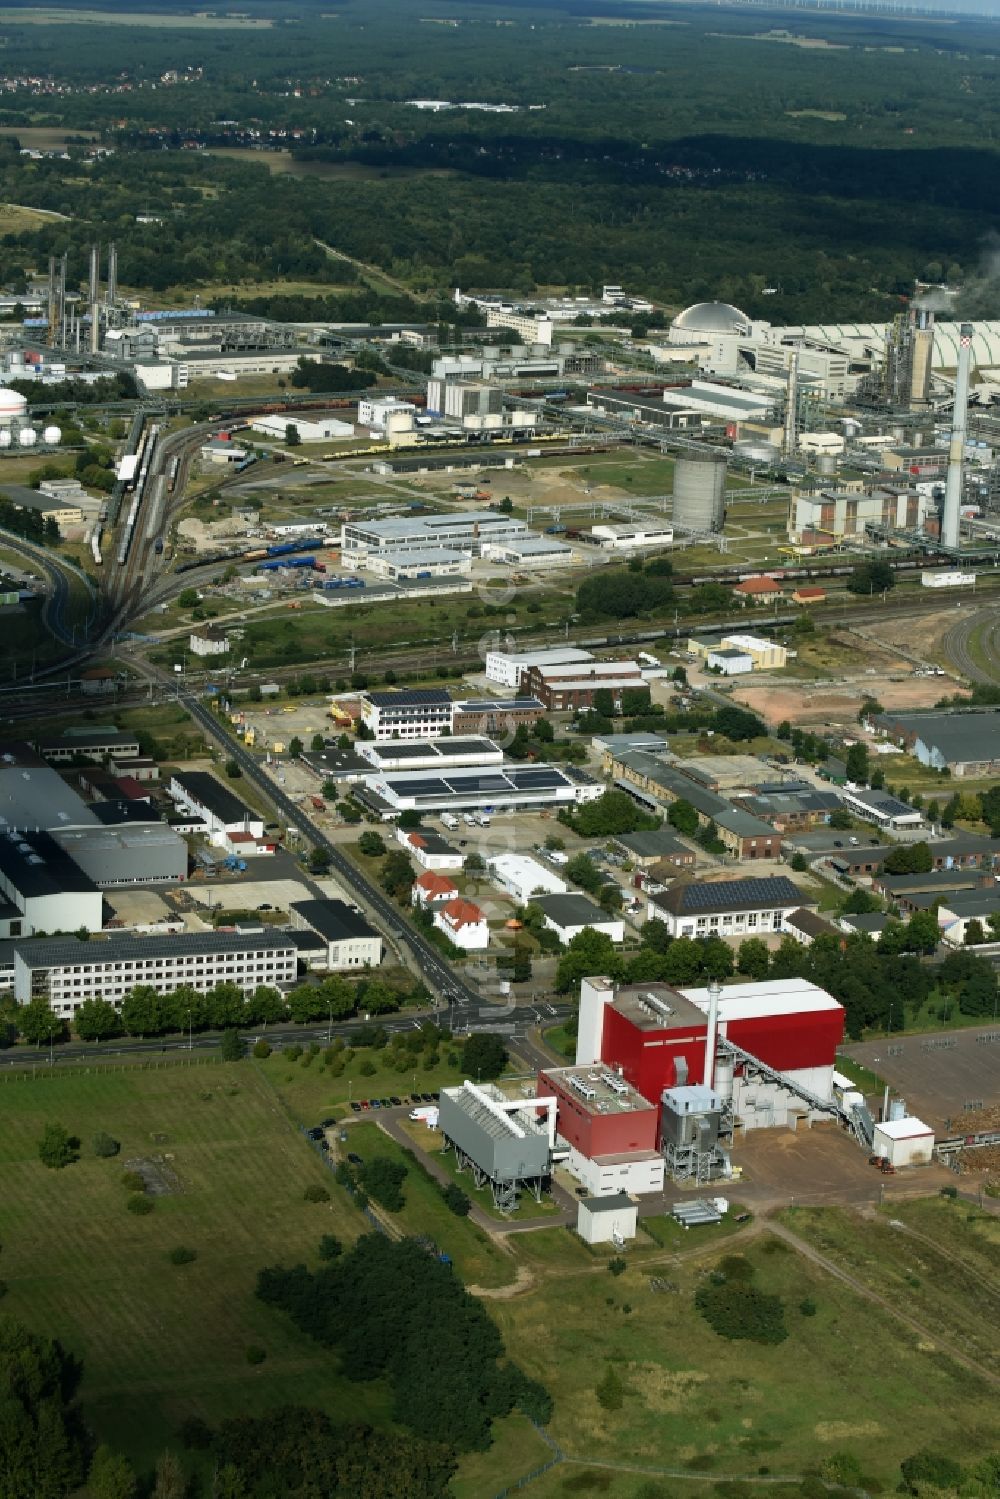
<box><xmin>704</xmin><ymin>978</ymin><xmax>721</xmax><ymax>1091</ymax></box>
<box><xmin>46</xmin><ymin>255</ymin><xmax>57</xmax><ymax>347</ymax></box>
<box><xmin>942</xmin><ymin>322</ymin><xmax>973</xmax><ymax>548</ymax></box>
<box><xmin>89</xmin><ymin>243</ymin><xmax>100</xmax><ymax>354</ymax></box>
<box><xmin>783</xmin><ymin>352</ymin><xmax>799</xmax><ymax>458</ymax></box>
<box><xmin>106</xmin><ymin>241</ymin><xmax>118</xmax><ymax>308</ymax></box>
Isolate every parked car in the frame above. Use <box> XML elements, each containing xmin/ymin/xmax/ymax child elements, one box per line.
<box><xmin>347</xmin><ymin>1153</ymin><xmax>363</xmax><ymax>1166</ymax></box>
<box><xmin>379</xmin><ymin>1097</ymin><xmax>392</xmax><ymax>1107</ymax></box>
<box><xmin>411</xmin><ymin>1093</ymin><xmax>423</xmax><ymax>1104</ymax></box>
<box><xmin>350</xmin><ymin>1102</ymin><xmax>361</xmax><ymax>1112</ymax></box>
<box><xmin>574</xmin><ymin>1186</ymin><xmax>589</xmax><ymax>1198</ymax></box>
<box><xmin>421</xmin><ymin>1093</ymin><xmax>433</xmax><ymax>1103</ymax></box>
<box><xmin>321</xmin><ymin>1117</ymin><xmax>337</xmax><ymax>1128</ymax></box>
<box><xmin>359</xmin><ymin>1100</ymin><xmax>370</xmax><ymax>1110</ymax></box>
<box><xmin>306</xmin><ymin>1127</ymin><xmax>323</xmax><ymax>1141</ymax></box>
<box><xmin>370</xmin><ymin>1100</ymin><xmax>381</xmax><ymax>1110</ymax></box>
<box><xmin>390</xmin><ymin>1096</ymin><xmax>402</xmax><ymax>1106</ymax></box>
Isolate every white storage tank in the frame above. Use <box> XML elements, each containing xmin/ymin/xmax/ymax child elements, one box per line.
<box><xmin>42</xmin><ymin>425</ymin><xmax>62</xmax><ymax>445</ymax></box>
<box><xmin>672</xmin><ymin>450</ymin><xmax>727</xmax><ymax>533</ymax></box>
<box><xmin>17</xmin><ymin>426</ymin><xmax>36</xmax><ymax>447</ymax></box>
<box><xmin>0</xmin><ymin>387</ymin><xmax>28</xmax><ymax>424</ymax></box>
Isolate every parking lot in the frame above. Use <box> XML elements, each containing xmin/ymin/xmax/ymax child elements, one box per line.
<box><xmin>843</xmin><ymin>1025</ymin><xmax>1000</xmax><ymax>1132</ymax></box>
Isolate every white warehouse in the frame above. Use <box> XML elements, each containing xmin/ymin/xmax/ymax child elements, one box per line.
<box><xmin>488</xmin><ymin>853</ymin><xmax>567</xmax><ymax>903</ymax></box>
<box><xmin>250</xmin><ymin>414</ymin><xmax>354</xmax><ymax>442</ymax></box>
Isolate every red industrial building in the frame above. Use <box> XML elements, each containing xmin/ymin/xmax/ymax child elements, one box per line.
<box><xmin>572</xmin><ymin>976</ymin><xmax>845</xmax><ymax>1139</ymax></box>
<box><xmin>537</xmin><ymin>1065</ymin><xmax>659</xmax><ymax>1159</ymax></box>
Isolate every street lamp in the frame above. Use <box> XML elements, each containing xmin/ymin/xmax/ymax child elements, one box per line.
<box><xmin>186</xmin><ymin>1007</ymin><xmax>193</xmax><ymax>1052</ymax></box>
<box><xmin>327</xmin><ymin>1001</ymin><xmax>333</xmax><ymax>1046</ymax></box>
<box><xmin>48</xmin><ymin>1024</ymin><xmax>54</xmax><ymax>1067</ymax></box>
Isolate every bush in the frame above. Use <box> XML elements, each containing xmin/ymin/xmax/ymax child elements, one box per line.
<box><xmin>595</xmin><ymin>1364</ymin><xmax>624</xmax><ymax>1411</ymax></box>
<box><xmin>285</xmin><ymin>1044</ymin><xmax>302</xmax><ymax>1062</ymax></box>
<box><xmin>717</xmin><ymin>1255</ymin><xmax>754</xmax><ymax>1281</ymax></box>
<box><xmin>178</xmin><ymin>1415</ymin><xmax>213</xmax><ymax>1450</ymax></box>
<box><xmin>441</xmin><ymin>1183</ymin><xmax>471</xmax><ymax>1217</ymax></box>
<box><xmin>245</xmin><ymin>1345</ymin><xmax>267</xmax><ymax>1365</ymax></box>
<box><xmin>252</xmin><ymin>1039</ymin><xmax>272</xmax><ymax>1059</ymax></box>
<box><xmin>695</xmin><ymin>1280</ymin><xmax>787</xmax><ymax>1344</ymax></box>
<box><xmin>0</xmin><ymin>1279</ymin><xmax>7</xmax><ymax>1299</ymax></box>
<box><xmin>127</xmin><ymin>1195</ymin><xmax>154</xmax><ymax>1216</ymax></box>
<box><xmin>799</xmin><ymin>1297</ymin><xmax>818</xmax><ymax>1316</ymax></box>
<box><xmin>38</xmin><ymin>1122</ymin><xmax>79</xmax><ymax>1170</ymax></box>
<box><xmin>121</xmin><ymin>1171</ymin><xmax>146</xmax><ymax>1192</ymax></box>
<box><xmin>359</xmin><ymin>1157</ymin><xmax>407</xmax><ymax>1212</ymax></box>
<box><xmin>303</xmin><ymin>1184</ymin><xmax>330</xmax><ymax>1203</ymax></box>
<box><xmin>220</xmin><ymin>1029</ymin><xmax>245</xmax><ymax>1062</ymax></box>
<box><xmin>168</xmin><ymin>1247</ymin><xmax>197</xmax><ymax>1265</ymax></box>
<box><xmin>608</xmin><ymin>1257</ymin><xmax>627</xmax><ymax>1277</ymax></box>
<box><xmin>940</xmin><ymin>1184</ymin><xmax>958</xmax><ymax>1199</ymax></box>
<box><xmin>318</xmin><ymin>1234</ymin><xmax>343</xmax><ymax>1261</ymax></box>
<box><xmin>92</xmin><ymin>1131</ymin><xmax>120</xmax><ymax>1158</ymax></box>
<box><xmin>358</xmin><ymin>1058</ymin><xmax>377</xmax><ymax>1077</ymax></box>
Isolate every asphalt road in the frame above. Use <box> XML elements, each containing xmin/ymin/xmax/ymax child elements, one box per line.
<box><xmin>180</xmin><ymin>688</ymin><xmax>506</xmax><ymax>1012</ymax></box>
<box><xmin>3</xmin><ymin>997</ymin><xmax>575</xmax><ymax>1069</ymax></box>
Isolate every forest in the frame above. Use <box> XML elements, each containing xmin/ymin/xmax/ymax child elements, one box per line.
<box><xmin>0</xmin><ymin>0</ymin><xmax>998</xmax><ymax>319</ymax></box>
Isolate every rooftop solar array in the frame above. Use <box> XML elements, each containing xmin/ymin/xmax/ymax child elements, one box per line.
<box><xmin>679</xmin><ymin>876</ymin><xmax>802</xmax><ymax>912</ymax></box>
<box><xmin>365</xmin><ymin>689</ymin><xmax>453</xmax><ymax>708</ymax></box>
<box><xmin>370</xmin><ymin>762</ymin><xmax>577</xmax><ymax>804</ymax></box>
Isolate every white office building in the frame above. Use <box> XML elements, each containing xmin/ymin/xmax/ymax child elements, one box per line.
<box><xmin>485</xmin><ymin>646</ymin><xmax>594</xmax><ymax>690</ymax></box>
<box><xmin>360</xmin><ymin>689</ymin><xmax>454</xmax><ymax>742</ymax></box>
<box><xmin>14</xmin><ymin>930</ymin><xmax>298</xmax><ymax>1015</ymax></box>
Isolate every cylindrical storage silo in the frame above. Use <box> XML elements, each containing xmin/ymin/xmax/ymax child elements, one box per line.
<box><xmin>816</xmin><ymin>453</ymin><xmax>837</xmax><ymax>475</ymax></box>
<box><xmin>713</xmin><ymin>1054</ymin><xmax>734</xmax><ymax>1100</ymax></box>
<box><xmin>672</xmin><ymin>450</ymin><xmax>727</xmax><ymax>533</ymax></box>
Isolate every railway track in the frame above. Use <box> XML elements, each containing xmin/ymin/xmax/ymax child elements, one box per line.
<box><xmin>941</xmin><ymin>606</ymin><xmax>1000</xmax><ymax>686</ymax></box>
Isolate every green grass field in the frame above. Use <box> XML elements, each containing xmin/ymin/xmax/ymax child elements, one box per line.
<box><xmin>778</xmin><ymin>1203</ymin><xmax>1000</xmax><ymax>1378</ymax></box>
<box><xmin>0</xmin><ymin>1061</ymin><xmax>385</xmax><ymax>1471</ymax></box>
<box><xmin>342</xmin><ymin>1122</ymin><xmax>516</xmax><ymax>1288</ymax></box>
<box><xmin>490</xmin><ymin>1223</ymin><xmax>1000</xmax><ymax>1488</ymax></box>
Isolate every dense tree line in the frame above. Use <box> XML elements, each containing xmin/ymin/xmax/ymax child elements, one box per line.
<box><xmin>257</xmin><ymin>1234</ymin><xmax>552</xmax><ymax>1454</ymax></box>
<box><xmin>553</xmin><ymin>913</ymin><xmax>997</xmax><ymax>1035</ymax></box>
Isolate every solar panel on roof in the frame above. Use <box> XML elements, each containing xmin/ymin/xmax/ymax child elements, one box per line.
<box><xmin>396</xmin><ymin>777</ymin><xmax>451</xmax><ymax>798</ymax></box>
<box><xmin>511</xmin><ymin>768</ymin><xmax>566</xmax><ymax>788</ymax></box>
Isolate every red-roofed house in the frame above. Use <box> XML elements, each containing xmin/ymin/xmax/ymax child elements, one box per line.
<box><xmin>434</xmin><ymin>896</ymin><xmax>489</xmax><ymax>950</ymax></box>
<box><xmin>792</xmin><ymin>586</ymin><xmax>827</xmax><ymax>605</ymax></box>
<box><xmin>396</xmin><ymin>826</ymin><xmax>464</xmax><ymax>872</ymax></box>
<box><xmin>733</xmin><ymin>576</ymin><xmax>783</xmax><ymax>605</ymax></box>
<box><xmin>412</xmin><ymin>870</ymin><xmax>458</xmax><ymax>907</ymax></box>
<box><xmin>112</xmin><ymin>775</ymin><xmax>150</xmax><ymax>802</ymax></box>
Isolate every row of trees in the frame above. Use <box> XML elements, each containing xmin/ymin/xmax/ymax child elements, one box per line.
<box><xmin>553</xmin><ymin>916</ymin><xmax>997</xmax><ymax>1035</ymax></box>
<box><xmin>2</xmin><ymin>971</ymin><xmax>427</xmax><ymax>1047</ymax></box>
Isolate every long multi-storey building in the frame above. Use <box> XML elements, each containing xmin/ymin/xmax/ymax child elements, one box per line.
<box><xmin>13</xmin><ymin>930</ymin><xmax>298</xmax><ymax>1015</ymax></box>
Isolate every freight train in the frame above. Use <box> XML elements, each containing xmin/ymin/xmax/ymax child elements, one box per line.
<box><xmin>116</xmin><ymin>421</ymin><xmax>160</xmax><ymax>568</ymax></box>
<box><xmin>670</xmin><ymin>552</ymin><xmax>957</xmax><ymax>589</ymax></box>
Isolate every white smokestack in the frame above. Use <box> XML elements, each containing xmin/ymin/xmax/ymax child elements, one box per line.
<box><xmin>704</xmin><ymin>978</ymin><xmax>721</xmax><ymax>1090</ymax></box>
<box><xmin>942</xmin><ymin>322</ymin><xmax>973</xmax><ymax>548</ymax></box>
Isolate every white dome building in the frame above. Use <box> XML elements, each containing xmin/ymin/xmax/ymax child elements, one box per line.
<box><xmin>669</xmin><ymin>300</ymin><xmax>752</xmax><ymax>342</ymax></box>
<box><xmin>0</xmin><ymin>387</ymin><xmax>28</xmax><ymax>424</ymax></box>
